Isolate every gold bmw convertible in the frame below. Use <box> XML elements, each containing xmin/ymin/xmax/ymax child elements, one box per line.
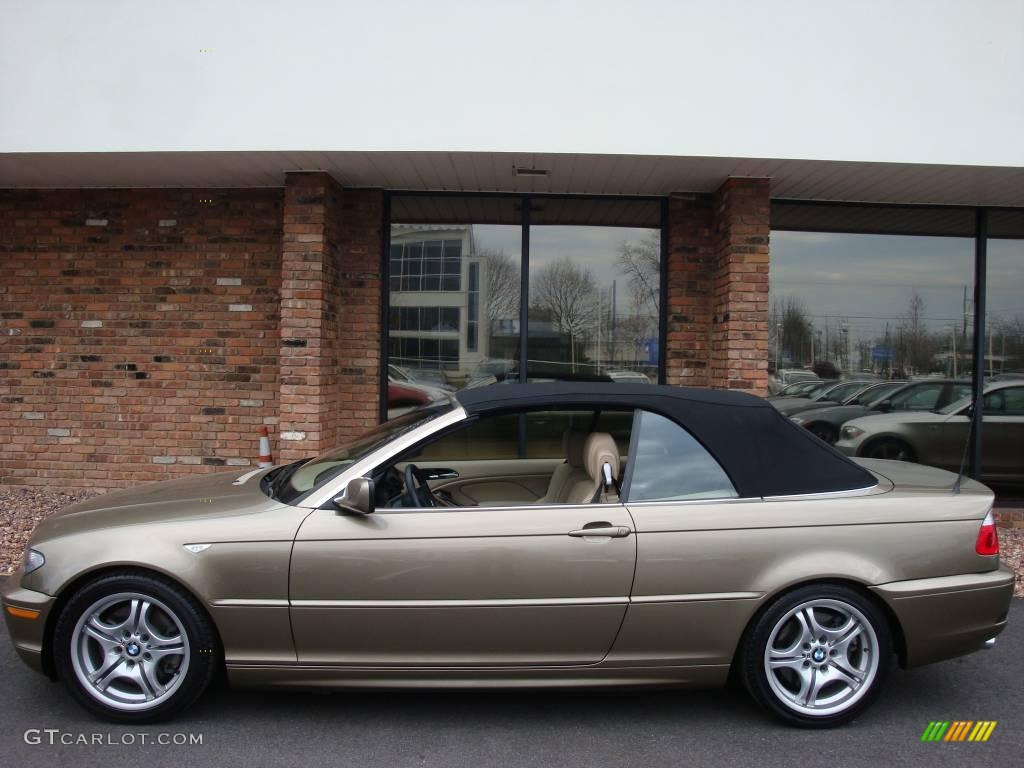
<box><xmin>1</xmin><ymin>383</ymin><xmax>1013</xmax><ymax>726</ymax></box>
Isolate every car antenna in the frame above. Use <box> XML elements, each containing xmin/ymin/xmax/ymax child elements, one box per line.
<box><xmin>952</xmin><ymin>394</ymin><xmax>979</xmax><ymax>495</ymax></box>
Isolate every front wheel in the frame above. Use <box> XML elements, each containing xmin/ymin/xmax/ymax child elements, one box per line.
<box><xmin>53</xmin><ymin>572</ymin><xmax>219</xmax><ymax>723</ymax></box>
<box><xmin>740</xmin><ymin>584</ymin><xmax>892</xmax><ymax>727</ymax></box>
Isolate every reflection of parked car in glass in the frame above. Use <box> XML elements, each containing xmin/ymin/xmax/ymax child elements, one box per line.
<box><xmin>403</xmin><ymin>367</ymin><xmax>454</xmax><ymax>391</ymax></box>
<box><xmin>768</xmin><ymin>379</ymin><xmax>825</xmax><ymax>399</ymax></box>
<box><xmin>387</xmin><ymin>365</ymin><xmax>450</xmax><ymax>418</ymax></box>
<box><xmin>835</xmin><ymin>381</ymin><xmax>1024</xmax><ymax>483</ymax></box>
<box><xmin>771</xmin><ymin>380</ymin><xmax>876</xmax><ymax>417</ymax></box>
<box><xmin>768</xmin><ymin>369</ymin><xmax>819</xmax><ymax>395</ymax></box>
<box><xmin>604</xmin><ymin>369</ymin><xmax>652</xmax><ymax>384</ymax></box>
<box><xmin>790</xmin><ymin>380</ymin><xmax>970</xmax><ymax>444</ymax></box>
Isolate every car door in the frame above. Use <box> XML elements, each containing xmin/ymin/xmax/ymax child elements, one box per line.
<box><xmin>288</xmin><ymin>408</ymin><xmax>637</xmax><ymax>667</ymax></box>
<box><xmin>610</xmin><ymin>409</ymin><xmax>764</xmax><ymax>666</ymax></box>
<box><xmin>982</xmin><ymin>386</ymin><xmax>1024</xmax><ymax>481</ymax></box>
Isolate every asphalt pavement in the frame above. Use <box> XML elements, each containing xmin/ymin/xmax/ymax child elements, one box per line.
<box><xmin>3</xmin><ymin>601</ymin><xmax>1022</xmax><ymax>768</ymax></box>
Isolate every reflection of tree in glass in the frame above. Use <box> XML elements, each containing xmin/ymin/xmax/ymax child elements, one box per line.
<box><xmin>531</xmin><ymin>257</ymin><xmax>599</xmax><ymax>360</ymax></box>
<box><xmin>617</xmin><ymin>234</ymin><xmax>660</xmax><ymax>313</ymax></box>
<box><xmin>479</xmin><ymin>249</ymin><xmax>520</xmax><ymax>324</ymax></box>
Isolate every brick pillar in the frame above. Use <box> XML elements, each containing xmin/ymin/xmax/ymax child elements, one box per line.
<box><xmin>278</xmin><ymin>173</ymin><xmax>382</xmax><ymax>462</ymax></box>
<box><xmin>665</xmin><ymin>195</ymin><xmax>715</xmax><ymax>388</ymax></box>
<box><xmin>709</xmin><ymin>178</ymin><xmax>771</xmax><ymax>394</ymax></box>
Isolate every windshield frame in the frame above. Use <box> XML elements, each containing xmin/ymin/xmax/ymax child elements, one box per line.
<box><xmin>271</xmin><ymin>399</ymin><xmax>461</xmax><ymax>506</ymax></box>
<box><xmin>297</xmin><ymin>402</ymin><xmax>470</xmax><ymax>509</ymax></box>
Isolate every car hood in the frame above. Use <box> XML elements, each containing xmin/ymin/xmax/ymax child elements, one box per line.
<box><xmin>773</xmin><ymin>397</ymin><xmax>825</xmax><ymax>416</ymax></box>
<box><xmin>33</xmin><ymin>467</ymin><xmax>280</xmax><ymax>540</ymax></box>
<box><xmin>792</xmin><ymin>404</ymin><xmax>871</xmax><ymax>423</ymax></box>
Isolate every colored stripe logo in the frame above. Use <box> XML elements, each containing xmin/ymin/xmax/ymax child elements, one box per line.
<box><xmin>921</xmin><ymin>721</ymin><xmax>996</xmax><ymax>742</ymax></box>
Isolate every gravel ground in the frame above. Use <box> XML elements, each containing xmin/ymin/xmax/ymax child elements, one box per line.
<box><xmin>0</xmin><ymin>487</ymin><xmax>102</xmax><ymax>576</ymax></box>
<box><xmin>1</xmin><ymin>486</ymin><xmax>1023</xmax><ymax>597</ymax></box>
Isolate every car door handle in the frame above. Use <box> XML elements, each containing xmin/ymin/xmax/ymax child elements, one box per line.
<box><xmin>568</xmin><ymin>523</ymin><xmax>631</xmax><ymax>538</ymax></box>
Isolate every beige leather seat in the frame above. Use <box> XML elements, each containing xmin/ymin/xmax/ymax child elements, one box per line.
<box><xmin>565</xmin><ymin>432</ymin><xmax>621</xmax><ymax>505</ymax></box>
<box><xmin>536</xmin><ymin>429</ymin><xmax>589</xmax><ymax>505</ymax></box>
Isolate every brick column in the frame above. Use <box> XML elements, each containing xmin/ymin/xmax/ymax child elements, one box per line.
<box><xmin>709</xmin><ymin>178</ymin><xmax>771</xmax><ymax>394</ymax></box>
<box><xmin>278</xmin><ymin>173</ymin><xmax>382</xmax><ymax>462</ymax></box>
<box><xmin>665</xmin><ymin>195</ymin><xmax>715</xmax><ymax>388</ymax></box>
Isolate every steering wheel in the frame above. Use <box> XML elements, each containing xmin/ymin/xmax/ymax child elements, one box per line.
<box><xmin>403</xmin><ymin>464</ymin><xmax>438</xmax><ymax>508</ymax></box>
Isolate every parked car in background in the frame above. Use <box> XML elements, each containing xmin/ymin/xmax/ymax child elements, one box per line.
<box><xmin>772</xmin><ymin>380</ymin><xmax>877</xmax><ymax>417</ymax></box>
<box><xmin>835</xmin><ymin>380</ymin><xmax>1024</xmax><ymax>483</ymax></box>
<box><xmin>791</xmin><ymin>379</ymin><xmax>971</xmax><ymax>445</ymax></box>
<box><xmin>768</xmin><ymin>368</ymin><xmax>819</xmax><ymax>395</ymax></box>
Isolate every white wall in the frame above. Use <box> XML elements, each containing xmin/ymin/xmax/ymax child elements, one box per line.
<box><xmin>2</xmin><ymin>0</ymin><xmax>1021</xmax><ymax>166</ymax></box>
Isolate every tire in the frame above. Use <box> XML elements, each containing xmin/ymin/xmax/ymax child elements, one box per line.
<box><xmin>739</xmin><ymin>584</ymin><xmax>892</xmax><ymax>728</ymax></box>
<box><xmin>806</xmin><ymin>423</ymin><xmax>838</xmax><ymax>445</ymax></box>
<box><xmin>861</xmin><ymin>437</ymin><xmax>917</xmax><ymax>463</ymax></box>
<box><xmin>53</xmin><ymin>571</ymin><xmax>219</xmax><ymax>723</ymax></box>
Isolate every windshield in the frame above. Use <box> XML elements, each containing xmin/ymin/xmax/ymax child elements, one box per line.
<box><xmin>938</xmin><ymin>393</ymin><xmax>973</xmax><ymax>415</ymax></box>
<box><xmin>860</xmin><ymin>382</ymin><xmax>905</xmax><ymax>407</ymax></box>
<box><xmin>266</xmin><ymin>401</ymin><xmax>455</xmax><ymax>503</ymax></box>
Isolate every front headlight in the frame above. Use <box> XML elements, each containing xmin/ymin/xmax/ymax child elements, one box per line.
<box><xmin>841</xmin><ymin>425</ymin><xmax>865</xmax><ymax>440</ymax></box>
<box><xmin>22</xmin><ymin>548</ymin><xmax>45</xmax><ymax>575</ymax></box>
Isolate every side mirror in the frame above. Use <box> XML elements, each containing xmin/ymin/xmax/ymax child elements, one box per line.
<box><xmin>332</xmin><ymin>476</ymin><xmax>375</xmax><ymax>515</ymax></box>
<box><xmin>876</xmin><ymin>399</ymin><xmax>892</xmax><ymax>412</ymax></box>
<box><xmin>964</xmin><ymin>404</ymin><xmax>974</xmax><ymax>419</ymax></box>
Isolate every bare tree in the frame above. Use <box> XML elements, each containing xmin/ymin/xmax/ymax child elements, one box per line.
<box><xmin>617</xmin><ymin>234</ymin><xmax>660</xmax><ymax>313</ymax></box>
<box><xmin>479</xmin><ymin>249</ymin><xmax>520</xmax><ymax>323</ymax></box>
<box><xmin>531</xmin><ymin>258</ymin><xmax>599</xmax><ymax>363</ymax></box>
<box><xmin>777</xmin><ymin>297</ymin><xmax>812</xmax><ymax>365</ymax></box>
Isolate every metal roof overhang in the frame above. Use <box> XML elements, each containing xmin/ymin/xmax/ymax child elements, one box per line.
<box><xmin>1</xmin><ymin>151</ymin><xmax>1022</xmax><ymax>208</ymax></box>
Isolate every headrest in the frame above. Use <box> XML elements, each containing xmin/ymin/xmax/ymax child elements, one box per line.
<box><xmin>562</xmin><ymin>429</ymin><xmax>587</xmax><ymax>468</ymax></box>
<box><xmin>584</xmin><ymin>432</ymin><xmax>619</xmax><ymax>483</ymax></box>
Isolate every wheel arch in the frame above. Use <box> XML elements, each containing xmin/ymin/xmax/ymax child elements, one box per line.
<box><xmin>729</xmin><ymin>577</ymin><xmax>908</xmax><ymax>678</ymax></box>
<box><xmin>858</xmin><ymin>434</ymin><xmax>917</xmax><ymax>461</ymax></box>
<box><xmin>40</xmin><ymin>564</ymin><xmax>224</xmax><ymax>681</ymax></box>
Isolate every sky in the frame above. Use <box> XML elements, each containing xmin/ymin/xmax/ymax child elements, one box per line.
<box><xmin>771</xmin><ymin>232</ymin><xmax>1024</xmax><ymax>348</ymax></box>
<box><xmin>2</xmin><ymin>0</ymin><xmax>1022</xmax><ymax>165</ymax></box>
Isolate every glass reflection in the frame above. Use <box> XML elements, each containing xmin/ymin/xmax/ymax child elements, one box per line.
<box><xmin>528</xmin><ymin>226</ymin><xmax>660</xmax><ymax>382</ymax></box>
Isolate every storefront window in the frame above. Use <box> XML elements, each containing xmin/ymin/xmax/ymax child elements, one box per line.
<box><xmin>770</xmin><ymin>207</ymin><xmax>974</xmax><ymax>384</ymax></box>
<box><xmin>388</xmin><ymin>195</ymin><xmax>663</xmax><ymax>400</ymax></box>
<box><xmin>981</xmin><ymin>210</ymin><xmax>1024</xmax><ymax>486</ymax></box>
<box><xmin>388</xmin><ymin>198</ymin><xmax>522</xmax><ymax>408</ymax></box>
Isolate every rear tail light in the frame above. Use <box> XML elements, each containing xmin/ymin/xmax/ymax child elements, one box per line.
<box><xmin>975</xmin><ymin>510</ymin><xmax>999</xmax><ymax>556</ymax></box>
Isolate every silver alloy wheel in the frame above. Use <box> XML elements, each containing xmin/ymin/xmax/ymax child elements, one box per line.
<box><xmin>70</xmin><ymin>592</ymin><xmax>190</xmax><ymax>712</ymax></box>
<box><xmin>763</xmin><ymin>598</ymin><xmax>879</xmax><ymax>717</ymax></box>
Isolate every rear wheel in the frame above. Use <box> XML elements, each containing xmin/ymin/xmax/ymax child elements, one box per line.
<box><xmin>53</xmin><ymin>572</ymin><xmax>218</xmax><ymax>723</ymax></box>
<box><xmin>861</xmin><ymin>437</ymin><xmax>916</xmax><ymax>462</ymax></box>
<box><xmin>740</xmin><ymin>584</ymin><xmax>892</xmax><ymax>727</ymax></box>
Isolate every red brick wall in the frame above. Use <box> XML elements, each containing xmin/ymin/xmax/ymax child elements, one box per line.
<box><xmin>277</xmin><ymin>174</ymin><xmax>382</xmax><ymax>463</ymax></box>
<box><xmin>0</xmin><ymin>189</ymin><xmax>282</xmax><ymax>487</ymax></box>
<box><xmin>709</xmin><ymin>178</ymin><xmax>771</xmax><ymax>394</ymax></box>
<box><xmin>665</xmin><ymin>196</ymin><xmax>714</xmax><ymax>388</ymax></box>
<box><xmin>665</xmin><ymin>180</ymin><xmax>771</xmax><ymax>395</ymax></box>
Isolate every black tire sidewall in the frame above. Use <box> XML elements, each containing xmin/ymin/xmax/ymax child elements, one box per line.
<box><xmin>741</xmin><ymin>584</ymin><xmax>892</xmax><ymax>728</ymax></box>
<box><xmin>53</xmin><ymin>571</ymin><xmax>218</xmax><ymax>723</ymax></box>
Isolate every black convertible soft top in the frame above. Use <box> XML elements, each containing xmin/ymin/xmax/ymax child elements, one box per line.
<box><xmin>456</xmin><ymin>382</ymin><xmax>877</xmax><ymax>498</ymax></box>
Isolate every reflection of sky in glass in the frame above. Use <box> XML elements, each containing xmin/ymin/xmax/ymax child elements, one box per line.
<box><xmin>770</xmin><ymin>231</ymin><xmax>975</xmax><ymax>346</ymax></box>
<box><xmin>988</xmin><ymin>240</ymin><xmax>1024</xmax><ymax>326</ymax></box>
<box><xmin>471</xmin><ymin>224</ymin><xmax>658</xmax><ymax>315</ymax></box>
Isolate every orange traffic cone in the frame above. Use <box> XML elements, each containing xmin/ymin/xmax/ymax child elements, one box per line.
<box><xmin>258</xmin><ymin>426</ymin><xmax>273</xmax><ymax>468</ymax></box>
